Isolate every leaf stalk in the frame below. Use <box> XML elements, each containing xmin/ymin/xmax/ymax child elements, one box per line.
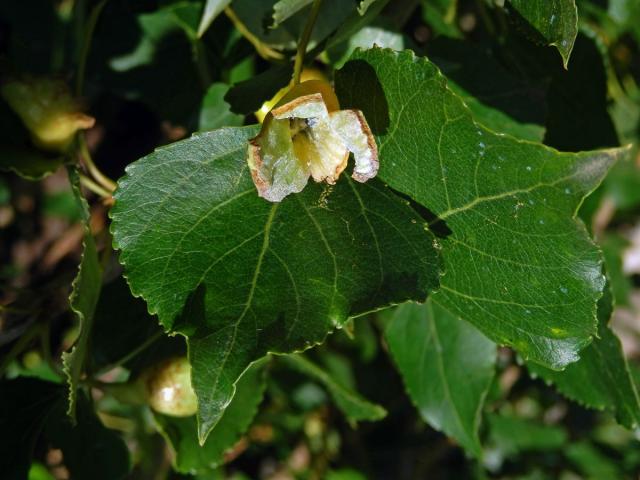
<box><xmin>76</xmin><ymin>0</ymin><xmax>108</xmax><ymax>96</ymax></box>
<box><xmin>292</xmin><ymin>0</ymin><xmax>323</xmax><ymax>85</ymax></box>
<box><xmin>79</xmin><ymin>134</ymin><xmax>116</xmax><ymax>192</ymax></box>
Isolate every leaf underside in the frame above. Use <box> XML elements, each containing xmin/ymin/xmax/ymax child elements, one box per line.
<box><xmin>62</xmin><ymin>167</ymin><xmax>102</xmax><ymax>422</ymax></box>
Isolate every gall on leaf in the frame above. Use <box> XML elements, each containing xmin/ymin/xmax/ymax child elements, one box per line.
<box><xmin>142</xmin><ymin>357</ymin><xmax>198</xmax><ymax>417</ymax></box>
<box><xmin>247</xmin><ymin>80</ymin><xmax>378</xmax><ymax>202</ymax></box>
<box><xmin>1</xmin><ymin>77</ymin><xmax>95</xmax><ymax>153</ymax></box>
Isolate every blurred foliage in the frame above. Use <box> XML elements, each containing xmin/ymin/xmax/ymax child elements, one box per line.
<box><xmin>2</xmin><ymin>0</ymin><xmax>640</xmax><ymax>479</ymax></box>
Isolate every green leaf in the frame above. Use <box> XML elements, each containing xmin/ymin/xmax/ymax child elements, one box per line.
<box><xmin>62</xmin><ymin>167</ymin><xmax>102</xmax><ymax>422</ymax></box>
<box><xmin>155</xmin><ymin>361</ymin><xmax>267</xmax><ymax>474</ymax></box>
<box><xmin>110</xmin><ymin>126</ymin><xmax>440</xmax><ymax>443</ymax></box>
<box><xmin>225</xmin><ymin>65</ymin><xmax>292</xmax><ymax>115</ymax></box>
<box><xmin>281</xmin><ymin>354</ymin><xmax>387</xmax><ymax>422</ymax></box>
<box><xmin>326</xmin><ymin>22</ymin><xmax>406</xmax><ymax>69</ymax></box>
<box><xmin>0</xmin><ymin>177</ymin><xmax>9</xmax><ymax>204</ymax></box>
<box><xmin>197</xmin><ymin>0</ymin><xmax>233</xmax><ymax>37</ymax></box>
<box><xmin>610</xmin><ymin>91</ymin><xmax>640</xmax><ymax>146</ymax></box>
<box><xmin>600</xmin><ymin>158</ymin><xmax>640</xmax><ymax>212</ymax></box>
<box><xmin>0</xmin><ymin>147</ymin><xmax>65</xmax><ymax>180</ymax></box>
<box><xmin>90</xmin><ymin>276</ymin><xmax>166</xmax><ymax>372</ymax></box>
<box><xmin>271</xmin><ymin>0</ymin><xmax>313</xmax><ymax>28</ymax></box>
<box><xmin>565</xmin><ymin>441</ymin><xmax>622</xmax><ymax>479</ymax></box>
<box><xmin>0</xmin><ymin>378</ymin><xmax>130</xmax><ymax>480</ymax></box>
<box><xmin>0</xmin><ymin>100</ymin><xmax>65</xmax><ymax>180</ymax></box>
<box><xmin>528</xmin><ymin>287</ymin><xmax>640</xmax><ymax>429</ymax></box>
<box><xmin>161</xmin><ymin>1</ymin><xmax>202</xmax><ymax>39</ymax></box>
<box><xmin>230</xmin><ymin>0</ymin><xmax>297</xmax><ymax>50</ymax></box>
<box><xmin>428</xmin><ymin>38</ymin><xmax>546</xmax><ymax>142</ymax></box>
<box><xmin>271</xmin><ymin>0</ymin><xmax>376</xmax><ymax>28</ymax></box>
<box><xmin>199</xmin><ymin>83</ymin><xmax>245</xmax><ymax>131</ymax></box>
<box><xmin>600</xmin><ymin>235</ymin><xmax>632</xmax><ymax>307</ymax></box>
<box><xmin>421</xmin><ymin>0</ymin><xmax>461</xmax><ymax>38</ymax></box>
<box><xmin>579</xmin><ymin>0</ymin><xmax>640</xmax><ymax>43</ymax></box>
<box><xmin>27</xmin><ymin>464</ymin><xmax>56</xmax><ymax>480</ymax></box>
<box><xmin>321</xmin><ymin>0</ymin><xmax>391</xmax><ymax>55</ymax></box>
<box><xmin>487</xmin><ymin>413</ymin><xmax>567</xmax><ymax>456</ymax></box>
<box><xmin>507</xmin><ymin>0</ymin><xmax>578</xmax><ymax>68</ymax></box>
<box><xmin>358</xmin><ymin>0</ymin><xmax>378</xmax><ymax>15</ymax></box>
<box><xmin>383</xmin><ymin>300</ymin><xmax>496</xmax><ymax>457</ymax></box>
<box><xmin>232</xmin><ymin>0</ymin><xmax>358</xmax><ymax>51</ymax></box>
<box><xmin>43</xmin><ymin>190</ymin><xmax>84</xmax><ymax>222</ymax></box>
<box><xmin>608</xmin><ymin>0</ymin><xmax>640</xmax><ymax>42</ymax></box>
<box><xmin>106</xmin><ymin>2</ymin><xmax>201</xmax><ymax>67</ymax></box>
<box><xmin>326</xmin><ymin>469</ymin><xmax>368</xmax><ymax>480</ymax></box>
<box><xmin>92</xmin><ymin>1</ymin><xmax>204</xmax><ymax>123</ymax></box>
<box><xmin>335</xmin><ymin>48</ymin><xmax>624</xmax><ymax>369</ymax></box>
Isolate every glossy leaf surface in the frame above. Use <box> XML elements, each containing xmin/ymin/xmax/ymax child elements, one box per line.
<box><xmin>335</xmin><ymin>48</ymin><xmax>623</xmax><ymax>369</ymax></box>
<box><xmin>111</xmin><ymin>126</ymin><xmax>440</xmax><ymax>441</ymax></box>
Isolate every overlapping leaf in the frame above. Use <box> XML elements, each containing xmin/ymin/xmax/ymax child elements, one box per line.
<box><xmin>487</xmin><ymin>413</ymin><xmax>567</xmax><ymax>456</ymax></box>
<box><xmin>89</xmin><ymin>276</ymin><xmax>167</xmax><ymax>372</ymax></box>
<box><xmin>327</xmin><ymin>23</ymin><xmax>405</xmax><ymax>69</ymax></box>
<box><xmin>282</xmin><ymin>354</ymin><xmax>386</xmax><ymax>422</ymax></box>
<box><xmin>506</xmin><ymin>0</ymin><xmax>578</xmax><ymax>68</ymax></box>
<box><xmin>92</xmin><ymin>1</ymin><xmax>204</xmax><ymax>123</ymax></box>
<box><xmin>528</xmin><ymin>288</ymin><xmax>640</xmax><ymax>428</ymax></box>
<box><xmin>232</xmin><ymin>0</ymin><xmax>356</xmax><ymax>51</ymax></box>
<box><xmin>199</xmin><ymin>83</ymin><xmax>244</xmax><ymax>131</ymax></box>
<box><xmin>0</xmin><ymin>101</ymin><xmax>65</xmax><ymax>180</ymax></box>
<box><xmin>428</xmin><ymin>38</ymin><xmax>546</xmax><ymax>142</ymax></box>
<box><xmin>197</xmin><ymin>0</ymin><xmax>233</xmax><ymax>37</ymax></box>
<box><xmin>335</xmin><ymin>48</ymin><xmax>624</xmax><ymax>369</ymax></box>
<box><xmin>271</xmin><ymin>0</ymin><xmax>313</xmax><ymax>28</ymax></box>
<box><xmin>421</xmin><ymin>0</ymin><xmax>461</xmax><ymax>38</ymax></box>
<box><xmin>383</xmin><ymin>301</ymin><xmax>495</xmax><ymax>457</ymax></box>
<box><xmin>155</xmin><ymin>361</ymin><xmax>267</xmax><ymax>473</ymax></box>
<box><xmin>62</xmin><ymin>167</ymin><xmax>102</xmax><ymax>421</ymax></box>
<box><xmin>111</xmin><ymin>126</ymin><xmax>440</xmax><ymax>442</ymax></box>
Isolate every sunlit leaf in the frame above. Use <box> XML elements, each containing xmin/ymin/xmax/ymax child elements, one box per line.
<box><xmin>111</xmin><ymin>125</ymin><xmax>440</xmax><ymax>442</ymax></box>
<box><xmin>335</xmin><ymin>47</ymin><xmax>624</xmax><ymax>369</ymax></box>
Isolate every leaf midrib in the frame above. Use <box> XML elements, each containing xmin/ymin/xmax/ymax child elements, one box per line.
<box><xmin>426</xmin><ymin>301</ymin><xmax>471</xmax><ymax>446</ymax></box>
<box><xmin>203</xmin><ymin>203</ymin><xmax>279</xmax><ymax>400</ymax></box>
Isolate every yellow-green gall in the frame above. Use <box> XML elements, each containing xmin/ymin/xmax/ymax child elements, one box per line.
<box><xmin>1</xmin><ymin>77</ymin><xmax>95</xmax><ymax>153</ymax></box>
<box><xmin>143</xmin><ymin>356</ymin><xmax>198</xmax><ymax>417</ymax></box>
<box><xmin>248</xmin><ymin>80</ymin><xmax>378</xmax><ymax>202</ymax></box>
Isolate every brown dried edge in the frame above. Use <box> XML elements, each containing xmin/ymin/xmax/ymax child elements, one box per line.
<box><xmin>344</xmin><ymin>109</ymin><xmax>379</xmax><ymax>183</ymax></box>
<box><xmin>271</xmin><ymin>93</ymin><xmax>325</xmax><ymax>119</ymax></box>
<box><xmin>247</xmin><ymin>139</ymin><xmax>269</xmax><ymax>198</ymax></box>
